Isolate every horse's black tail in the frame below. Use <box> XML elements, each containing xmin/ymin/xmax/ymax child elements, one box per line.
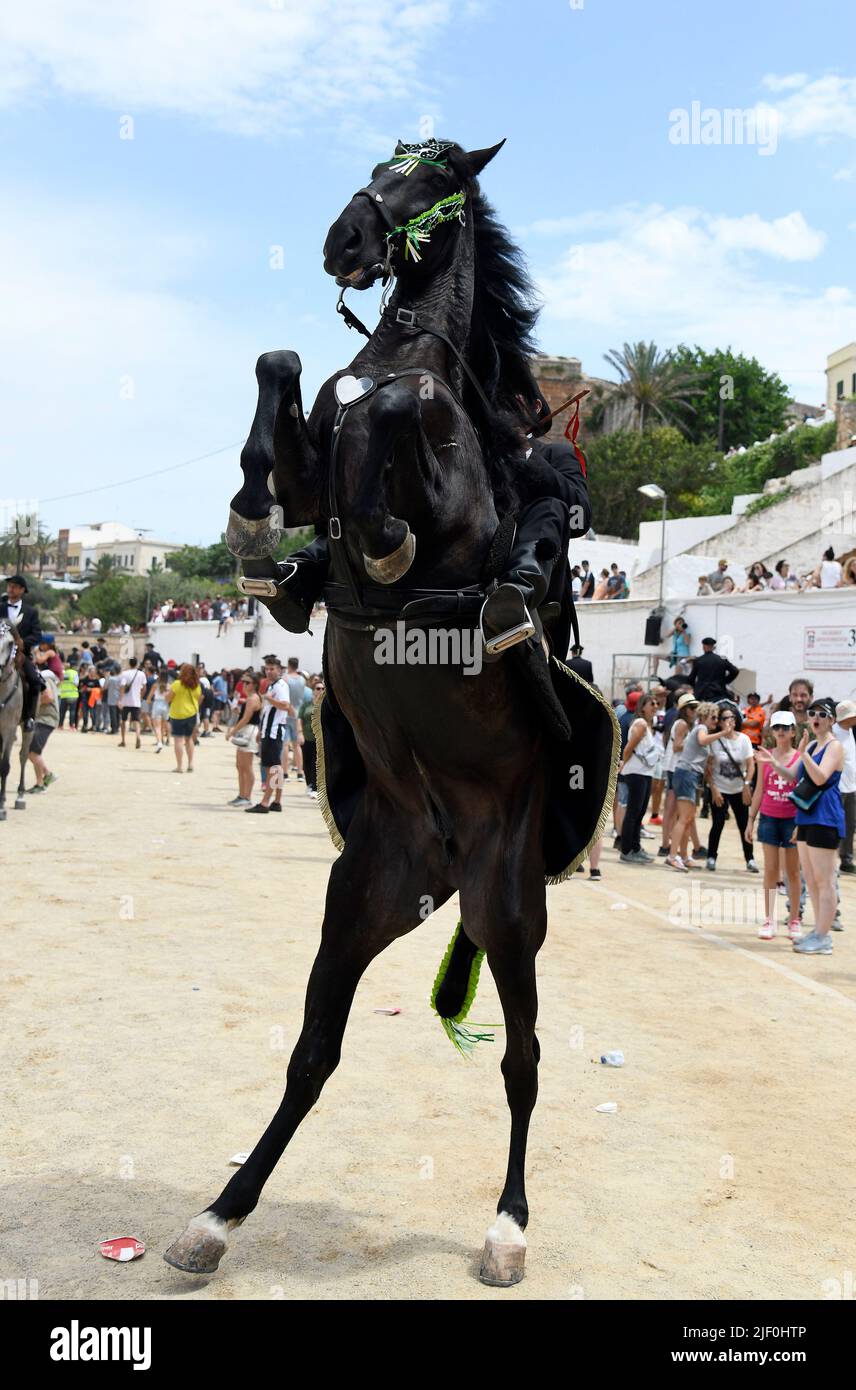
<box><xmin>430</xmin><ymin>922</ymin><xmax>495</xmax><ymax>1058</ymax></box>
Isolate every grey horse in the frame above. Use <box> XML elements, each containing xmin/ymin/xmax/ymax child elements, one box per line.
<box><xmin>0</xmin><ymin>621</ymin><xmax>31</xmax><ymax>819</ymax></box>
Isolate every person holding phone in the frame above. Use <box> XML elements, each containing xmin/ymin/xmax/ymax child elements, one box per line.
<box><xmin>755</xmin><ymin>697</ymin><xmax>844</xmax><ymax>955</ymax></box>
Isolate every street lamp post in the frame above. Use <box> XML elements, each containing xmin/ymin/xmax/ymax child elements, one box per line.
<box><xmin>638</xmin><ymin>483</ymin><xmax>667</xmax><ymax>613</ymax></box>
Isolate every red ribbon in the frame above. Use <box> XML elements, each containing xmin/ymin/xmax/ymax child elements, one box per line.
<box><xmin>564</xmin><ymin>399</ymin><xmax>587</xmax><ymax>476</ymax></box>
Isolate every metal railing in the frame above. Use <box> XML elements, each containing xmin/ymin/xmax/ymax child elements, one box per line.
<box><xmin>609</xmin><ymin>652</ymin><xmax>667</xmax><ymax>702</ymax></box>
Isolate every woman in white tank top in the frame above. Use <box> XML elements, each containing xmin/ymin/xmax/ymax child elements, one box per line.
<box><xmin>619</xmin><ymin>694</ymin><xmax>659</xmax><ymax>861</ymax></box>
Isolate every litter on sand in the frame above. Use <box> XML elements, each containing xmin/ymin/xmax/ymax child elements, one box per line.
<box><xmin>601</xmin><ymin>1051</ymin><xmax>625</xmax><ymax>1067</ymax></box>
<box><xmin>99</xmin><ymin>1237</ymin><xmax>145</xmax><ymax>1262</ymax></box>
<box><xmin>609</xmin><ymin>902</ymin><xmax>628</xmax><ymax>911</ymax></box>
<box><xmin>228</xmin><ymin>1152</ymin><xmax>250</xmax><ymax>1166</ymax></box>
<box><xmin>595</xmin><ymin>1102</ymin><xmax>619</xmax><ymax>1114</ymax></box>
<box><xmin>374</xmin><ymin>1007</ymin><xmax>402</xmax><ymax>1015</ymax></box>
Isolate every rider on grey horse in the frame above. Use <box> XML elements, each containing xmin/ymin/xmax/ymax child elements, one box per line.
<box><xmin>248</xmin><ymin>376</ymin><xmax>590</xmax><ymax>658</ymax></box>
<box><xmin>0</xmin><ymin>575</ymin><xmax>43</xmax><ymax>729</ymax></box>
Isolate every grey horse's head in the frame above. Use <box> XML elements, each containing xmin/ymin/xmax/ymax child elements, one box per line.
<box><xmin>0</xmin><ymin>621</ymin><xmax>17</xmax><ymax>676</ymax></box>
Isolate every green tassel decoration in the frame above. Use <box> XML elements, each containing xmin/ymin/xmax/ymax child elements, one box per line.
<box><xmin>430</xmin><ymin>922</ymin><xmax>495</xmax><ymax>1059</ymax></box>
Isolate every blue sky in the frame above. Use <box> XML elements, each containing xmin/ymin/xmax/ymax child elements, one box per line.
<box><xmin>1</xmin><ymin>0</ymin><xmax>854</xmax><ymax>543</ymax></box>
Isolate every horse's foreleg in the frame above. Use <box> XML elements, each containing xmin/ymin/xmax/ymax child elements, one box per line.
<box><xmin>226</xmin><ymin>351</ymin><xmax>319</xmax><ymax>559</ymax></box>
<box><xmin>15</xmin><ymin>727</ymin><xmax>30</xmax><ymax>809</ymax></box>
<box><xmin>0</xmin><ymin>735</ymin><xmax>7</xmax><ymax>820</ymax></box>
<box><xmin>164</xmin><ymin>801</ymin><xmax>452</xmax><ymax>1276</ymax></box>
<box><xmin>350</xmin><ymin>383</ymin><xmax>443</xmax><ymax>584</ymax></box>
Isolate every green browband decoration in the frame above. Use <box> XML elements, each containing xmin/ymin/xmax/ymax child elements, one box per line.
<box><xmin>430</xmin><ymin>921</ymin><xmax>495</xmax><ymax>1059</ymax></box>
<box><xmin>389</xmin><ymin>192</ymin><xmax>467</xmax><ymax>263</ymax></box>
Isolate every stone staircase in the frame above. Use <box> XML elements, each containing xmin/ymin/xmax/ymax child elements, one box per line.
<box><xmin>633</xmin><ymin>445</ymin><xmax>856</xmax><ymax>594</ymax></box>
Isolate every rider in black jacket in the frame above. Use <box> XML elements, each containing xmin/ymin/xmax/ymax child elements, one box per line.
<box><xmin>0</xmin><ymin>574</ymin><xmax>44</xmax><ymax>727</ymax></box>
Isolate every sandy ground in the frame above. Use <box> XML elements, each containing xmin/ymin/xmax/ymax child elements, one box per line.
<box><xmin>2</xmin><ymin>725</ymin><xmax>855</xmax><ymax>1302</ymax></box>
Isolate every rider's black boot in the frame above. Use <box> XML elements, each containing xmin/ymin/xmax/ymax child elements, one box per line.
<box><xmin>480</xmin><ymin>499</ymin><xmax>567</xmax><ymax>658</ymax></box>
<box><xmin>21</xmin><ymin>659</ymin><xmax>44</xmax><ymax>731</ymax></box>
<box><xmin>238</xmin><ymin>536</ymin><xmax>330</xmax><ymax>634</ymax></box>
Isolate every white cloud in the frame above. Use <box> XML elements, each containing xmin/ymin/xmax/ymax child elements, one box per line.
<box><xmin>0</xmin><ymin>0</ymin><xmax>455</xmax><ymax>136</ymax></box>
<box><xmin>761</xmin><ymin>73</ymin><xmax>856</xmax><ymax>142</ymax></box>
<box><xmin>761</xmin><ymin>73</ymin><xmax>808</xmax><ymax>93</ymax></box>
<box><xmin>535</xmin><ymin>204</ymin><xmax>849</xmax><ymax>404</ymax></box>
<box><xmin>707</xmin><ymin>211</ymin><xmax>825</xmax><ymax>261</ymax></box>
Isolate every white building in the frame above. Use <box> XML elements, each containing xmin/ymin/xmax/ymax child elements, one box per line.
<box><xmin>57</xmin><ymin>522</ymin><xmax>183</xmax><ymax>580</ymax></box>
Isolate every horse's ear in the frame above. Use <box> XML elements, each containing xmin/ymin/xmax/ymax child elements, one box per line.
<box><xmin>463</xmin><ymin>139</ymin><xmax>506</xmax><ymax>178</ymax></box>
<box><xmin>395</xmin><ymin>137</ymin><xmax>407</xmax><ymax>153</ymax></box>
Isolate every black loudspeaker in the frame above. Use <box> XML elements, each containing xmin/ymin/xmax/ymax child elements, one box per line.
<box><xmin>644</xmin><ymin>612</ymin><xmax>662</xmax><ymax>646</ymax></box>
<box><xmin>244</xmin><ymin>632</ymin><xmax>254</xmax><ymax>648</ymax></box>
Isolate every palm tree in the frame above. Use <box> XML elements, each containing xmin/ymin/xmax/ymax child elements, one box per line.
<box><xmin>603</xmin><ymin>341</ymin><xmax>701</xmax><ymax>433</ymax></box>
<box><xmin>36</xmin><ymin>528</ymin><xmax>56</xmax><ymax>576</ymax></box>
<box><xmin>0</xmin><ymin>528</ymin><xmax>18</xmax><ymax>568</ymax></box>
<box><xmin>90</xmin><ymin>554</ymin><xmax>117</xmax><ymax>581</ymax></box>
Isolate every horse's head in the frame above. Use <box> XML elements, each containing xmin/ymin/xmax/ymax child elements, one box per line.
<box><xmin>0</xmin><ymin>621</ymin><xmax>16</xmax><ymax>675</ymax></box>
<box><xmin>323</xmin><ymin>138</ymin><xmax>505</xmax><ymax>290</ymax></box>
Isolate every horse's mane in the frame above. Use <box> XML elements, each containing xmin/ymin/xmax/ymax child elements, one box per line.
<box><xmin>450</xmin><ymin>161</ymin><xmax>542</xmax><ymax>515</ymax></box>
<box><xmin>468</xmin><ymin>188</ymin><xmax>541</xmax><ymax>411</ymax></box>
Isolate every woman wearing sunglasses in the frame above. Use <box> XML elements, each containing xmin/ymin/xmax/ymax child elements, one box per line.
<box><xmin>755</xmin><ymin>697</ymin><xmax>844</xmax><ymax>954</ymax></box>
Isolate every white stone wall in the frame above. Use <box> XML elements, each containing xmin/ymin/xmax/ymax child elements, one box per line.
<box><xmin>576</xmin><ymin>588</ymin><xmax>856</xmax><ymax>703</ymax></box>
<box><xmin>148</xmin><ymin>614</ymin><xmax>327</xmax><ymax>674</ymax></box>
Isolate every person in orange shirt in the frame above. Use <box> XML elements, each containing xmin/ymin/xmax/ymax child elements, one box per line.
<box><xmin>742</xmin><ymin>691</ymin><xmax>768</xmax><ymax>750</ymax></box>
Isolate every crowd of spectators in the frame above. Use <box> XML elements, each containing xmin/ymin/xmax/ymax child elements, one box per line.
<box><xmin>570</xmin><ymin>560</ymin><xmax>631</xmax><ymax>601</ymax></box>
<box><xmin>697</xmin><ymin>550</ymin><xmax>856</xmax><ymax>596</ymax></box>
<box><xmin>27</xmin><ymin>633</ymin><xmax>322</xmax><ymax>809</ymax></box>
<box><xmin>602</xmin><ymin>673</ymin><xmax>855</xmax><ymax>957</ymax></box>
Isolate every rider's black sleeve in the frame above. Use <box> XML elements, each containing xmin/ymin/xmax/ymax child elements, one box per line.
<box><xmin>526</xmin><ymin>438</ymin><xmax>592</xmax><ymax>537</ymax></box>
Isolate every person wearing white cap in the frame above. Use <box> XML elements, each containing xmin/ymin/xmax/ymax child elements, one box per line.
<box><xmin>746</xmin><ymin>711</ymin><xmax>802</xmax><ymax>940</ymax></box>
<box><xmin>833</xmin><ymin>700</ymin><xmax>856</xmax><ymax>874</ymax></box>
<box><xmin>755</xmin><ymin>697</ymin><xmax>844</xmax><ymax>954</ymax></box>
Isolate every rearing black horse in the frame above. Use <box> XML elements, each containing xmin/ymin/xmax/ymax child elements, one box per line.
<box><xmin>165</xmin><ymin>139</ymin><xmax>616</xmax><ymax>1287</ymax></box>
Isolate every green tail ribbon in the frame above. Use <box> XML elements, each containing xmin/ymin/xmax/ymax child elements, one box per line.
<box><xmin>430</xmin><ymin>922</ymin><xmax>496</xmax><ymax>1059</ymax></box>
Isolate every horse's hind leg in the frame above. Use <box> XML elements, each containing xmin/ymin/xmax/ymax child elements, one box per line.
<box><xmin>164</xmin><ymin>800</ymin><xmax>451</xmax><ymax>1275</ymax></box>
<box><xmin>459</xmin><ymin>824</ymin><xmax>547</xmax><ymax>1287</ymax></box>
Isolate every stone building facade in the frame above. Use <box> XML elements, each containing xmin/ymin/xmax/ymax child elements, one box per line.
<box><xmin>835</xmin><ymin>398</ymin><xmax>856</xmax><ymax>451</ymax></box>
<box><xmin>530</xmin><ymin>354</ymin><xmax>623</xmax><ymax>438</ymax></box>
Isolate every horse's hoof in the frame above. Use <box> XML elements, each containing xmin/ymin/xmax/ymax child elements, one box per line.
<box><xmin>163</xmin><ymin>1214</ymin><xmax>230</xmax><ymax>1275</ymax></box>
<box><xmin>479</xmin><ymin>1212</ymin><xmax>526</xmax><ymax>1287</ymax></box>
<box><xmin>0</xmin><ymin>809</ymin><xmax>6</xmax><ymax>821</ymax></box>
<box><xmin>225</xmin><ymin>506</ymin><xmax>283</xmax><ymax>559</ymax></box>
<box><xmin>363</xmin><ymin>526</ymin><xmax>416</xmax><ymax>584</ymax></box>
<box><xmin>14</xmin><ymin>798</ymin><xmax>26</xmax><ymax>811</ymax></box>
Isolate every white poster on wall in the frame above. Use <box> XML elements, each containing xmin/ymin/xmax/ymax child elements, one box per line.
<box><xmin>803</xmin><ymin>625</ymin><xmax>856</xmax><ymax>670</ymax></box>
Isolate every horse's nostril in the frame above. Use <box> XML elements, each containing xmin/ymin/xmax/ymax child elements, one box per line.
<box><xmin>343</xmin><ymin>227</ymin><xmax>363</xmax><ymax>257</ymax></box>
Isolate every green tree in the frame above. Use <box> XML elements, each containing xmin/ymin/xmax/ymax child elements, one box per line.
<box><xmin>671</xmin><ymin>345</ymin><xmax>790</xmax><ymax>450</ymax></box>
<box><xmin>275</xmin><ymin>528</ymin><xmax>314</xmax><ymax>561</ymax></box>
<box><xmin>585</xmin><ymin>418</ymin><xmax>836</xmax><ymax>539</ymax></box>
<box><xmin>586</xmin><ymin>426</ymin><xmax>720</xmax><ymax>537</ymax></box>
<box><xmin>77</xmin><ymin>574</ymin><xmax>135</xmax><ymax>628</ymax></box>
<box><xmin>603</xmin><ymin>341</ymin><xmax>701</xmax><ymax>433</ymax></box>
<box><xmin>166</xmin><ymin>536</ymin><xmax>239</xmax><ymax>580</ymax></box>
<box><xmin>164</xmin><ymin>545</ymin><xmax>210</xmax><ymax>578</ymax></box>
